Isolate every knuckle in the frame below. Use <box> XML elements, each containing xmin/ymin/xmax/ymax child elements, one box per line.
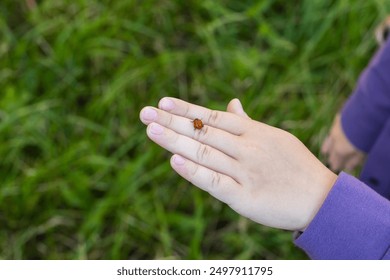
<box><xmin>207</xmin><ymin>110</ymin><xmax>220</xmax><ymax>125</ymax></box>
<box><xmin>193</xmin><ymin>125</ymin><xmax>210</xmax><ymax>141</ymax></box>
<box><xmin>334</xmin><ymin>149</ymin><xmax>349</xmax><ymax>158</ymax></box>
<box><xmin>210</xmin><ymin>172</ymin><xmax>222</xmax><ymax>191</ymax></box>
<box><xmin>189</xmin><ymin>163</ymin><xmax>200</xmax><ymax>180</ymax></box>
<box><xmin>166</xmin><ymin>113</ymin><xmax>174</xmax><ymax>127</ymax></box>
<box><xmin>196</xmin><ymin>143</ymin><xmax>211</xmax><ymax>163</ymax></box>
<box><xmin>332</xmin><ymin>145</ymin><xmax>347</xmax><ymax>156</ymax></box>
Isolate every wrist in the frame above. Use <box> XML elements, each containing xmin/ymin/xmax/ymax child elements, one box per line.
<box><xmin>302</xmin><ymin>170</ymin><xmax>337</xmax><ymax>231</ymax></box>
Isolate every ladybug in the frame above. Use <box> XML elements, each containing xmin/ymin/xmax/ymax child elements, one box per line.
<box><xmin>192</xmin><ymin>118</ymin><xmax>204</xmax><ymax>130</ymax></box>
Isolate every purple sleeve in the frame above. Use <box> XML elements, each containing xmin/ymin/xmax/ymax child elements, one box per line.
<box><xmin>294</xmin><ymin>172</ymin><xmax>390</xmax><ymax>260</ymax></box>
<box><xmin>341</xmin><ymin>39</ymin><xmax>390</xmax><ymax>152</ymax></box>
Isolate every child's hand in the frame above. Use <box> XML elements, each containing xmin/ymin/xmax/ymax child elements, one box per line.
<box><xmin>140</xmin><ymin>98</ymin><xmax>337</xmax><ymax>231</ymax></box>
<box><xmin>321</xmin><ymin>114</ymin><xmax>365</xmax><ymax>172</ymax></box>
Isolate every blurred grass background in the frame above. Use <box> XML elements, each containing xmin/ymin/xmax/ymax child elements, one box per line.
<box><xmin>0</xmin><ymin>0</ymin><xmax>389</xmax><ymax>259</ymax></box>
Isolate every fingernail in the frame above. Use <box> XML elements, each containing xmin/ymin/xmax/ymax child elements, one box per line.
<box><xmin>236</xmin><ymin>98</ymin><xmax>245</xmax><ymax>113</ymax></box>
<box><xmin>149</xmin><ymin>123</ymin><xmax>164</xmax><ymax>135</ymax></box>
<box><xmin>159</xmin><ymin>98</ymin><xmax>175</xmax><ymax>111</ymax></box>
<box><xmin>141</xmin><ymin>107</ymin><xmax>157</xmax><ymax>121</ymax></box>
<box><xmin>172</xmin><ymin>155</ymin><xmax>185</xmax><ymax>165</ymax></box>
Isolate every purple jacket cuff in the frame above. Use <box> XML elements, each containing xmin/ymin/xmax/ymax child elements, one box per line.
<box><xmin>294</xmin><ymin>172</ymin><xmax>390</xmax><ymax>260</ymax></box>
<box><xmin>341</xmin><ymin>39</ymin><xmax>390</xmax><ymax>152</ymax></box>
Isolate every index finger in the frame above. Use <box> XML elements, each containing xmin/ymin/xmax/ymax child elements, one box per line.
<box><xmin>158</xmin><ymin>97</ymin><xmax>246</xmax><ymax>135</ymax></box>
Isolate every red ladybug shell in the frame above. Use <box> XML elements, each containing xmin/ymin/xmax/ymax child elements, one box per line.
<box><xmin>192</xmin><ymin>118</ymin><xmax>204</xmax><ymax>130</ymax></box>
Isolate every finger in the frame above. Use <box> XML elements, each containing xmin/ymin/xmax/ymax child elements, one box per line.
<box><xmin>146</xmin><ymin>122</ymin><xmax>240</xmax><ymax>182</ymax></box>
<box><xmin>344</xmin><ymin>154</ymin><xmax>364</xmax><ymax>171</ymax></box>
<box><xmin>226</xmin><ymin>98</ymin><xmax>250</xmax><ymax>119</ymax></box>
<box><xmin>158</xmin><ymin>97</ymin><xmax>246</xmax><ymax>135</ymax></box>
<box><xmin>170</xmin><ymin>154</ymin><xmax>241</xmax><ymax>206</ymax></box>
<box><xmin>140</xmin><ymin>106</ymin><xmax>241</xmax><ymax>159</ymax></box>
<box><xmin>344</xmin><ymin>160</ymin><xmax>358</xmax><ymax>172</ymax></box>
<box><xmin>328</xmin><ymin>151</ymin><xmax>346</xmax><ymax>172</ymax></box>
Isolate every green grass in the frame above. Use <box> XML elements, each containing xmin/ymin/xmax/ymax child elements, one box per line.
<box><xmin>0</xmin><ymin>0</ymin><xmax>389</xmax><ymax>259</ymax></box>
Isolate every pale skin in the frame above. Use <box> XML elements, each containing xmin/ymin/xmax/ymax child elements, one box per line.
<box><xmin>140</xmin><ymin>97</ymin><xmax>337</xmax><ymax>231</ymax></box>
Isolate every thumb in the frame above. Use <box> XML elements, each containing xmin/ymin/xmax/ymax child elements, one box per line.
<box><xmin>226</xmin><ymin>98</ymin><xmax>250</xmax><ymax>119</ymax></box>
